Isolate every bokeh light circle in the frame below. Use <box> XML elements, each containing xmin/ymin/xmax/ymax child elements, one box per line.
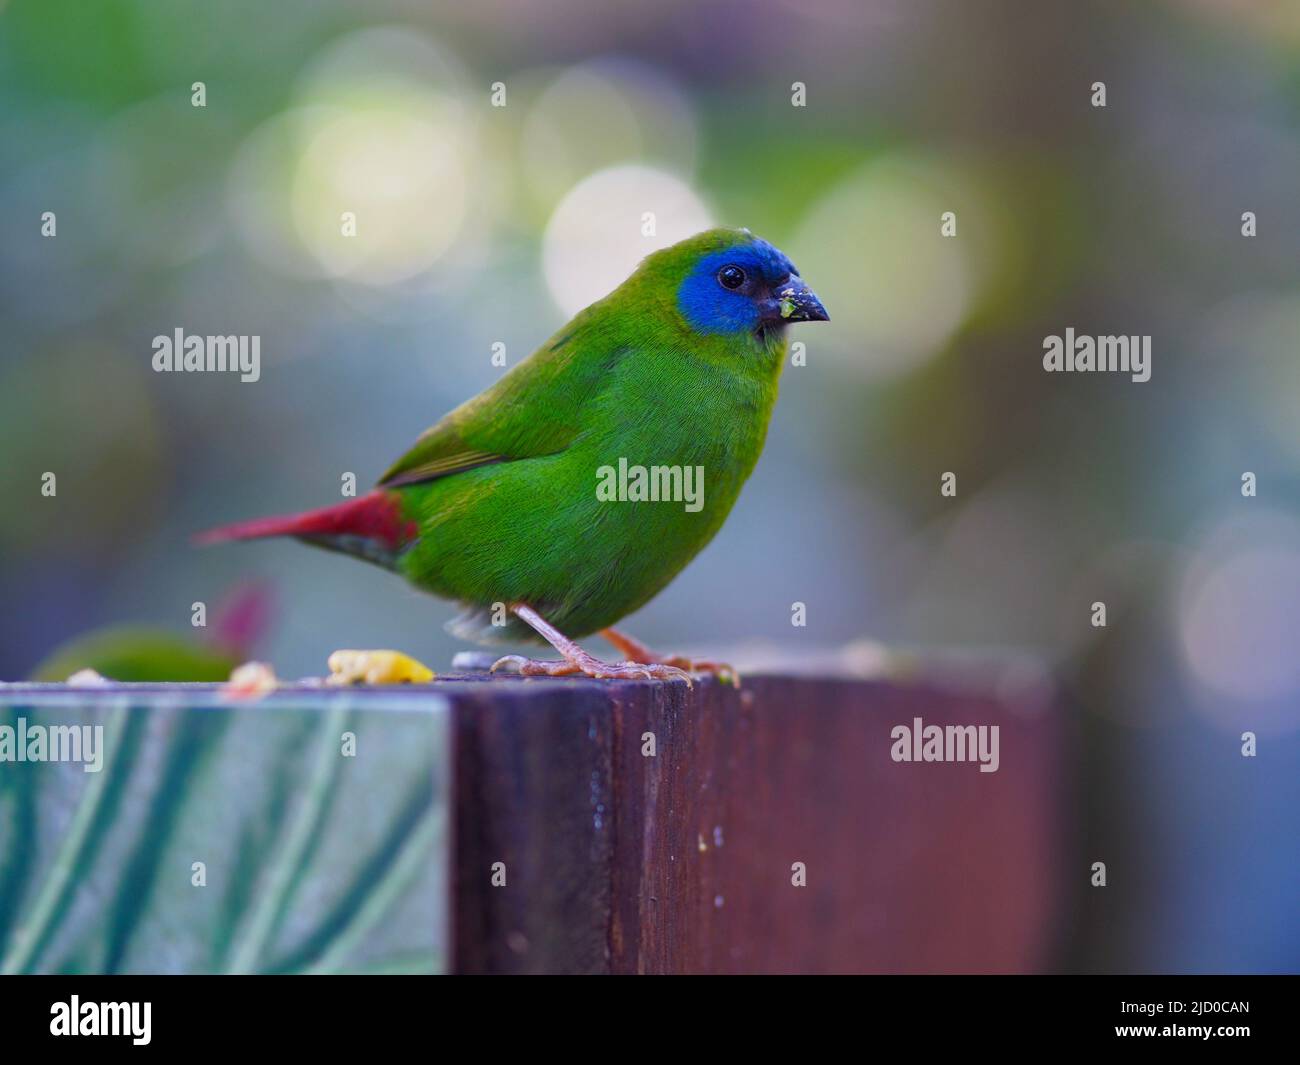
<box><xmin>793</xmin><ymin>156</ymin><xmax>974</xmax><ymax>380</ymax></box>
<box><xmin>1178</xmin><ymin>513</ymin><xmax>1300</xmax><ymax>733</ymax></box>
<box><xmin>520</xmin><ymin>59</ymin><xmax>698</xmax><ymax>213</ymax></box>
<box><xmin>228</xmin><ymin>27</ymin><xmax>475</xmax><ymax>286</ymax></box>
<box><xmin>289</xmin><ymin>104</ymin><xmax>467</xmax><ymax>285</ymax></box>
<box><xmin>542</xmin><ymin>165</ymin><xmax>712</xmax><ymax>315</ymax></box>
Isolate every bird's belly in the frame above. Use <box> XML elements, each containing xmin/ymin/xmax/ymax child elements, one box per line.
<box><xmin>400</xmin><ymin>437</ymin><xmax>753</xmax><ymax>636</ymax></box>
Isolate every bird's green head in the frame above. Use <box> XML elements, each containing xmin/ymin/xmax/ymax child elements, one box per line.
<box><xmin>645</xmin><ymin>228</ymin><xmax>828</xmax><ymax>337</ymax></box>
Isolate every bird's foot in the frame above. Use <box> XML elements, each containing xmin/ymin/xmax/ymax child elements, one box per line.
<box><xmin>490</xmin><ymin>604</ymin><xmax>692</xmax><ymax>684</ymax></box>
<box><xmin>653</xmin><ymin>654</ymin><xmax>740</xmax><ymax>686</ymax></box>
<box><xmin>490</xmin><ymin>651</ymin><xmax>692</xmax><ymax>685</ymax></box>
<box><xmin>326</xmin><ymin>649</ymin><xmax>435</xmax><ymax>685</ymax></box>
<box><xmin>488</xmin><ymin>654</ymin><xmax>581</xmax><ymax>677</ymax></box>
<box><xmin>600</xmin><ymin>627</ymin><xmax>740</xmax><ymax>686</ymax></box>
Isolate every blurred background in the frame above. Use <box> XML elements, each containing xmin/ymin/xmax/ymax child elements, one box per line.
<box><xmin>1</xmin><ymin>0</ymin><xmax>1297</xmax><ymax>973</ymax></box>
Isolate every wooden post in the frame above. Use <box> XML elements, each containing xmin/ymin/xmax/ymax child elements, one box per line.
<box><xmin>448</xmin><ymin>673</ymin><xmax>1063</xmax><ymax>974</ymax></box>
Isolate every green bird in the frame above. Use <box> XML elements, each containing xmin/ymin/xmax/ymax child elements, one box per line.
<box><xmin>199</xmin><ymin>228</ymin><xmax>828</xmax><ymax>681</ymax></box>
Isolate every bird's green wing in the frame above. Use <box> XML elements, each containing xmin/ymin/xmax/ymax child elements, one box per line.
<box><xmin>377</xmin><ymin>316</ymin><xmax>621</xmax><ymax>488</ymax></box>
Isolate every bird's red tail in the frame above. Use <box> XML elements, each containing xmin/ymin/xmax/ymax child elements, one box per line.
<box><xmin>194</xmin><ymin>491</ymin><xmax>418</xmax><ymax>557</ymax></box>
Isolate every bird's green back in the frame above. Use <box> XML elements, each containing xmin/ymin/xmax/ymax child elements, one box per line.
<box><xmin>378</xmin><ymin>229</ymin><xmax>781</xmax><ymax>489</ymax></box>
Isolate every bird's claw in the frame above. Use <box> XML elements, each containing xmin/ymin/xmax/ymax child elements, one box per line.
<box><xmin>490</xmin><ymin>654</ymin><xmax>692</xmax><ymax>685</ymax></box>
<box><xmin>608</xmin><ymin>661</ymin><xmax>693</xmax><ymax>685</ymax></box>
<box><xmin>489</xmin><ymin>654</ymin><xmax>578</xmax><ymax>677</ymax></box>
<box><xmin>655</xmin><ymin>655</ymin><xmax>740</xmax><ymax>687</ymax></box>
<box><xmin>598</xmin><ymin>628</ymin><xmax>738</xmax><ymax>686</ymax></box>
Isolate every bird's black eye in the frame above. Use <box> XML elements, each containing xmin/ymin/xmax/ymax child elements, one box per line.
<box><xmin>717</xmin><ymin>265</ymin><xmax>746</xmax><ymax>290</ymax></box>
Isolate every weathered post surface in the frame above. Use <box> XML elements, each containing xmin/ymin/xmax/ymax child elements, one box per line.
<box><xmin>447</xmin><ymin>672</ymin><xmax>1064</xmax><ymax>974</ymax></box>
<box><xmin>0</xmin><ymin>669</ymin><xmax>1063</xmax><ymax>974</ymax></box>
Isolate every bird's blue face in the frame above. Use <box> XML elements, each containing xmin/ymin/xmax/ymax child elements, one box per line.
<box><xmin>677</xmin><ymin>236</ymin><xmax>829</xmax><ymax>336</ymax></box>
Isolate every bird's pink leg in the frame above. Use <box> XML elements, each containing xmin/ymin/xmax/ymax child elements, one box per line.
<box><xmin>490</xmin><ymin>605</ymin><xmax>692</xmax><ymax>684</ymax></box>
<box><xmin>601</xmin><ymin>627</ymin><xmax>740</xmax><ymax>686</ymax></box>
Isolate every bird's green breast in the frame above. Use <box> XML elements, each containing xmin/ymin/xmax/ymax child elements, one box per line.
<box><xmin>397</xmin><ymin>328</ymin><xmax>787</xmax><ymax>640</ymax></box>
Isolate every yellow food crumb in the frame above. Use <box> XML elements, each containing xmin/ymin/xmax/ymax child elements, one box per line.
<box><xmin>326</xmin><ymin>649</ymin><xmax>435</xmax><ymax>686</ymax></box>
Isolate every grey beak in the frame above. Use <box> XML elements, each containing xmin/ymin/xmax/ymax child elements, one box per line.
<box><xmin>770</xmin><ymin>275</ymin><xmax>829</xmax><ymax>323</ymax></box>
